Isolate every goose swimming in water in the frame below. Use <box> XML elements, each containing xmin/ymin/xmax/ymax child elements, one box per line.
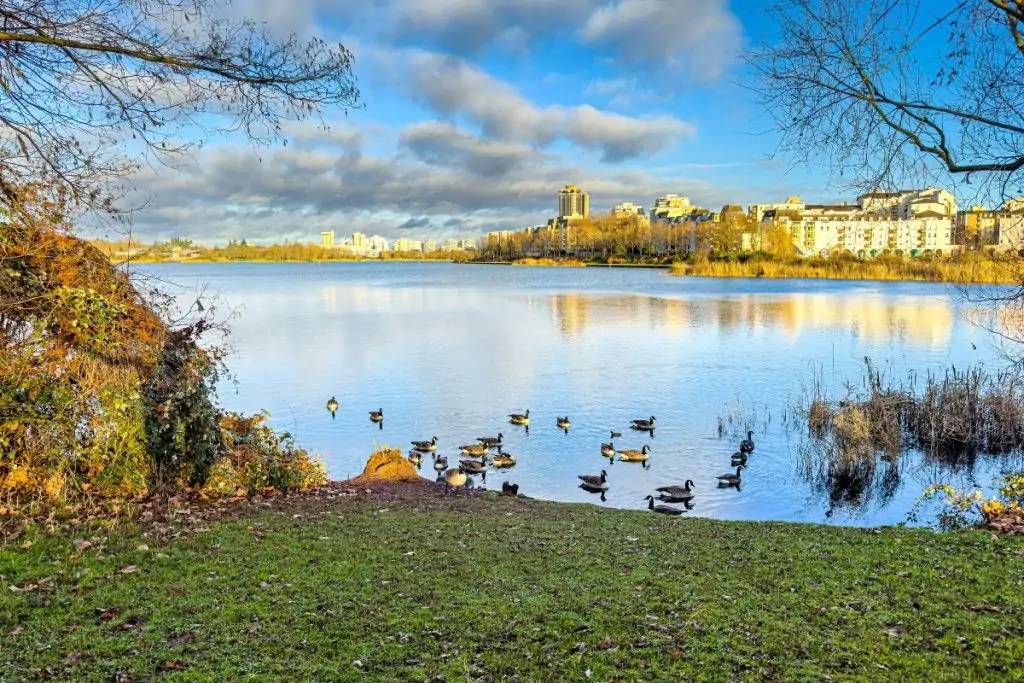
<box><xmin>509</xmin><ymin>409</ymin><xmax>530</xmax><ymax>426</ymax></box>
<box><xmin>644</xmin><ymin>495</ymin><xmax>686</xmax><ymax>516</ymax></box>
<box><xmin>433</xmin><ymin>455</ymin><xmax>448</xmax><ymax>472</ymax></box>
<box><xmin>460</xmin><ymin>457</ymin><xmax>488</xmax><ymax>475</ymax></box>
<box><xmin>556</xmin><ymin>416</ymin><xmax>571</xmax><ymax>431</ymax></box>
<box><xmin>731</xmin><ymin>451</ymin><xmax>747</xmax><ymax>466</ymax></box>
<box><xmin>739</xmin><ymin>430</ymin><xmax>755</xmax><ymax>455</ymax></box>
<box><xmin>717</xmin><ymin>466</ymin><xmax>743</xmax><ymax>487</ymax></box>
<box><xmin>655</xmin><ymin>480</ymin><xmax>695</xmax><ymax>501</ymax></box>
<box><xmin>578</xmin><ymin>470</ymin><xmax>609</xmax><ymax>491</ymax></box>
<box><xmin>617</xmin><ymin>444</ymin><xmax>651</xmax><ymax>463</ymax></box>
<box><xmin>326</xmin><ymin>397</ymin><xmax>339</xmax><ymax>419</ymax></box>
<box><xmin>631</xmin><ymin>416</ymin><xmax>656</xmax><ymax>431</ymax></box>
<box><xmin>491</xmin><ymin>453</ymin><xmax>516</xmax><ymax>468</ymax></box>
<box><xmin>477</xmin><ymin>433</ymin><xmax>503</xmax><ymax>448</ymax></box>
<box><xmin>459</xmin><ymin>443</ymin><xmax>489</xmax><ymax>457</ymax></box>
<box><xmin>610</xmin><ymin>430</ymin><xmax>622</xmax><ymax>439</ymax></box>
<box><xmin>600</xmin><ymin>442</ymin><xmax>615</xmax><ymax>458</ymax></box>
<box><xmin>369</xmin><ymin>408</ymin><xmax>384</xmax><ymax>423</ymax></box>
<box><xmin>411</xmin><ymin>436</ymin><xmax>438</xmax><ymax>452</ymax></box>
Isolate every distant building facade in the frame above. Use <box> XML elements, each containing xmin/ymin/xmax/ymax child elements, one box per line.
<box><xmin>320</xmin><ymin>230</ymin><xmax>335</xmax><ymax>249</ymax></box>
<box><xmin>558</xmin><ymin>185</ymin><xmax>590</xmax><ymax>218</ymax></box>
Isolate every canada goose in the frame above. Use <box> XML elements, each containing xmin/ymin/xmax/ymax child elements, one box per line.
<box><xmin>459</xmin><ymin>443</ymin><xmax>489</xmax><ymax>457</ymax></box>
<box><xmin>617</xmin><ymin>444</ymin><xmax>651</xmax><ymax>462</ymax></box>
<box><xmin>492</xmin><ymin>453</ymin><xmax>516</xmax><ymax>468</ymax></box>
<box><xmin>644</xmin><ymin>495</ymin><xmax>686</xmax><ymax>515</ymax></box>
<box><xmin>443</xmin><ymin>466</ymin><xmax>468</xmax><ymax>495</ymax></box>
<box><xmin>578</xmin><ymin>470</ymin><xmax>609</xmax><ymax>491</ymax></box>
<box><xmin>730</xmin><ymin>451</ymin><xmax>747</xmax><ymax>466</ymax></box>
<box><xmin>433</xmin><ymin>455</ymin><xmax>448</xmax><ymax>472</ymax></box>
<box><xmin>501</xmin><ymin>481</ymin><xmax>520</xmax><ymax>496</ymax></box>
<box><xmin>600</xmin><ymin>442</ymin><xmax>615</xmax><ymax>458</ymax></box>
<box><xmin>407</xmin><ymin>452</ymin><xmax>423</xmax><ymax>467</ymax></box>
<box><xmin>477</xmin><ymin>433</ymin><xmax>503</xmax><ymax>448</ymax></box>
<box><xmin>556</xmin><ymin>416</ymin><xmax>571</xmax><ymax>430</ymax></box>
<box><xmin>509</xmin><ymin>409</ymin><xmax>530</xmax><ymax>425</ymax></box>
<box><xmin>411</xmin><ymin>436</ymin><xmax>438</xmax><ymax>452</ymax></box>
<box><xmin>326</xmin><ymin>397</ymin><xmax>339</xmax><ymax>419</ymax></box>
<box><xmin>655</xmin><ymin>480</ymin><xmax>695</xmax><ymax>501</ymax></box>
<box><xmin>717</xmin><ymin>466</ymin><xmax>743</xmax><ymax>487</ymax></box>
<box><xmin>610</xmin><ymin>430</ymin><xmax>622</xmax><ymax>439</ymax></box>
<box><xmin>460</xmin><ymin>457</ymin><xmax>488</xmax><ymax>474</ymax></box>
<box><xmin>631</xmin><ymin>416</ymin><xmax>656</xmax><ymax>430</ymax></box>
<box><xmin>369</xmin><ymin>408</ymin><xmax>384</xmax><ymax>423</ymax></box>
<box><xmin>739</xmin><ymin>431</ymin><xmax>755</xmax><ymax>455</ymax></box>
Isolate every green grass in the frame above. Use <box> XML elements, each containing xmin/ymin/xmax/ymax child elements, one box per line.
<box><xmin>3</xmin><ymin>489</ymin><xmax>1024</xmax><ymax>681</ymax></box>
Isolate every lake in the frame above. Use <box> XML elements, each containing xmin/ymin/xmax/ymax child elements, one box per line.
<box><xmin>139</xmin><ymin>262</ymin><xmax>1021</xmax><ymax>526</ymax></box>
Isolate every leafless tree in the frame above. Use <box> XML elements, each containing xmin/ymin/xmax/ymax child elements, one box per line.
<box><xmin>751</xmin><ymin>0</ymin><xmax>1024</xmax><ymax>202</ymax></box>
<box><xmin>0</xmin><ymin>0</ymin><xmax>360</xmax><ymax>220</ymax></box>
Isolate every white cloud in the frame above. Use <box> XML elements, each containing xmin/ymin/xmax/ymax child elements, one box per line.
<box><xmin>388</xmin><ymin>51</ymin><xmax>696</xmax><ymax>161</ymax></box>
<box><xmin>580</xmin><ymin>0</ymin><xmax>742</xmax><ymax>80</ymax></box>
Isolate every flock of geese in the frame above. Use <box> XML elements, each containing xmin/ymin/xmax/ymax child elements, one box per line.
<box><xmin>325</xmin><ymin>397</ymin><xmax>756</xmax><ymax>516</ymax></box>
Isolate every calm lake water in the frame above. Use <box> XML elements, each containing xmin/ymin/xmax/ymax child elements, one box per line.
<box><xmin>140</xmin><ymin>262</ymin><xmax>1021</xmax><ymax>526</ymax></box>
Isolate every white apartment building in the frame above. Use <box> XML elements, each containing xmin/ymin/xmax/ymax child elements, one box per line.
<box><xmin>423</xmin><ymin>239</ymin><xmax>437</xmax><ymax>252</ymax></box>
<box><xmin>320</xmin><ymin>230</ymin><xmax>335</xmax><ymax>249</ymax></box>
<box><xmin>749</xmin><ymin>196</ymin><xmax>805</xmax><ymax>222</ymax></box>
<box><xmin>650</xmin><ymin>194</ymin><xmax>691</xmax><ymax>221</ymax></box>
<box><xmin>788</xmin><ymin>218</ymin><xmax>953</xmax><ymax>257</ymax></box>
<box><xmin>858</xmin><ymin>188</ymin><xmax>956</xmax><ymax>219</ymax></box>
<box><xmin>391</xmin><ymin>238</ymin><xmax>423</xmax><ymax>252</ymax></box>
<box><xmin>458</xmin><ymin>239</ymin><xmax>476</xmax><ymax>250</ymax></box>
<box><xmin>368</xmin><ymin>235</ymin><xmax>388</xmax><ymax>253</ymax></box>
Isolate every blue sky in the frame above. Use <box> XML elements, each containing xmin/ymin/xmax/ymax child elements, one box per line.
<box><xmin>128</xmin><ymin>0</ymin><xmax>846</xmax><ymax>245</ymax></box>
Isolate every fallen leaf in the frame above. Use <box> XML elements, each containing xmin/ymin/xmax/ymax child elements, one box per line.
<box><xmin>598</xmin><ymin>635</ymin><xmax>615</xmax><ymax>650</ymax></box>
<box><xmin>119</xmin><ymin>566</ymin><xmax>138</xmax><ymax>574</ymax></box>
<box><xmin>73</xmin><ymin>540</ymin><xmax>92</xmax><ymax>551</ymax></box>
<box><xmin>9</xmin><ymin>626</ymin><xmax>25</xmax><ymax>636</ymax></box>
<box><xmin>159</xmin><ymin>660</ymin><xmax>188</xmax><ymax>671</ymax></box>
<box><xmin>63</xmin><ymin>653</ymin><xmax>83</xmax><ymax>667</ymax></box>
<box><xmin>98</xmin><ymin>607</ymin><xmax>121</xmax><ymax>622</ymax></box>
<box><xmin>137</xmin><ymin>544</ymin><xmax>150</xmax><ymax>552</ymax></box>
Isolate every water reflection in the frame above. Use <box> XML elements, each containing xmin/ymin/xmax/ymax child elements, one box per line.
<box><xmin>140</xmin><ymin>262</ymin><xmax>1012</xmax><ymax>527</ymax></box>
<box><xmin>550</xmin><ymin>292</ymin><xmax>954</xmax><ymax>347</ymax></box>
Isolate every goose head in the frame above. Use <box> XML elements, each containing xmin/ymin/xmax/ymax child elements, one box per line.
<box><xmin>600</xmin><ymin>469</ymin><xmax>608</xmax><ymax>482</ymax></box>
<box><xmin>642</xmin><ymin>445</ymin><xmax>650</xmax><ymax>454</ymax></box>
<box><xmin>685</xmin><ymin>479</ymin><xmax>694</xmax><ymax>490</ymax></box>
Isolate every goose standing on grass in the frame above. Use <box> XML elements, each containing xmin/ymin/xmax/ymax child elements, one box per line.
<box><xmin>557</xmin><ymin>416</ymin><xmax>571</xmax><ymax>432</ymax></box>
<box><xmin>631</xmin><ymin>416</ymin><xmax>656</xmax><ymax>431</ymax></box>
<box><xmin>730</xmin><ymin>451</ymin><xmax>747</xmax><ymax>466</ymax></box>
<box><xmin>411</xmin><ymin>436</ymin><xmax>438</xmax><ymax>452</ymax></box>
<box><xmin>739</xmin><ymin>431</ymin><xmax>755</xmax><ymax>455</ymax></box>
<box><xmin>492</xmin><ymin>453</ymin><xmax>516</xmax><ymax>468</ymax></box>
<box><xmin>443</xmin><ymin>466</ymin><xmax>468</xmax><ymax>495</ymax></box>
<box><xmin>326</xmin><ymin>397</ymin><xmax>339</xmax><ymax>419</ymax></box>
<box><xmin>617</xmin><ymin>444</ymin><xmax>651</xmax><ymax>467</ymax></box>
<box><xmin>644</xmin><ymin>495</ymin><xmax>686</xmax><ymax>516</ymax></box>
<box><xmin>600</xmin><ymin>442</ymin><xmax>615</xmax><ymax>459</ymax></box>
<box><xmin>578</xmin><ymin>470</ymin><xmax>609</xmax><ymax>491</ymax></box>
<box><xmin>655</xmin><ymin>480</ymin><xmax>695</xmax><ymax>501</ymax></box>
<box><xmin>717</xmin><ymin>466</ymin><xmax>743</xmax><ymax>487</ymax></box>
<box><xmin>459</xmin><ymin>443</ymin><xmax>489</xmax><ymax>457</ymax></box>
<box><xmin>509</xmin><ymin>409</ymin><xmax>530</xmax><ymax>426</ymax></box>
<box><xmin>610</xmin><ymin>430</ymin><xmax>622</xmax><ymax>439</ymax></box>
<box><xmin>433</xmin><ymin>455</ymin><xmax>448</xmax><ymax>472</ymax></box>
<box><xmin>369</xmin><ymin>408</ymin><xmax>384</xmax><ymax>423</ymax></box>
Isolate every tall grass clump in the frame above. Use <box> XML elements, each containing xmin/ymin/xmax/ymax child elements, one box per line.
<box><xmin>796</xmin><ymin>359</ymin><xmax>1024</xmax><ymax>505</ymax></box>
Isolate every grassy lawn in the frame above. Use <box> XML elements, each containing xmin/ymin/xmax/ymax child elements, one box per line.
<box><xmin>2</xmin><ymin>486</ymin><xmax>1023</xmax><ymax>681</ymax></box>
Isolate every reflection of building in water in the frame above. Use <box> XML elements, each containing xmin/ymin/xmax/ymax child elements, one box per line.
<box><xmin>551</xmin><ymin>294</ymin><xmax>590</xmax><ymax>338</ymax></box>
<box><xmin>321</xmin><ymin>286</ymin><xmax>338</xmax><ymax>314</ymax></box>
<box><xmin>548</xmin><ymin>292</ymin><xmax>953</xmax><ymax>348</ymax></box>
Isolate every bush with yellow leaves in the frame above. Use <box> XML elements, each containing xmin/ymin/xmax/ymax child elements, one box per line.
<box><xmin>912</xmin><ymin>471</ymin><xmax>1024</xmax><ymax>531</ymax></box>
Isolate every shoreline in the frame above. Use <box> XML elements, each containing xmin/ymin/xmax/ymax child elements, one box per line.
<box><xmin>5</xmin><ymin>481</ymin><xmax>1022</xmax><ymax>680</ymax></box>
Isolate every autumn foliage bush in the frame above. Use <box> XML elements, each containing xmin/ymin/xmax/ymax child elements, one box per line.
<box><xmin>0</xmin><ymin>190</ymin><xmax>324</xmax><ymax>514</ymax></box>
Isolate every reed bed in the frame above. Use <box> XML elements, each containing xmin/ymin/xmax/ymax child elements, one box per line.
<box><xmin>796</xmin><ymin>360</ymin><xmax>1024</xmax><ymax>503</ymax></box>
<box><xmin>671</xmin><ymin>254</ymin><xmax>1019</xmax><ymax>284</ymax></box>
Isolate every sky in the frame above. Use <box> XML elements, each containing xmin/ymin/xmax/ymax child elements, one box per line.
<box><xmin>124</xmin><ymin>0</ymin><xmax>845</xmax><ymax>245</ymax></box>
